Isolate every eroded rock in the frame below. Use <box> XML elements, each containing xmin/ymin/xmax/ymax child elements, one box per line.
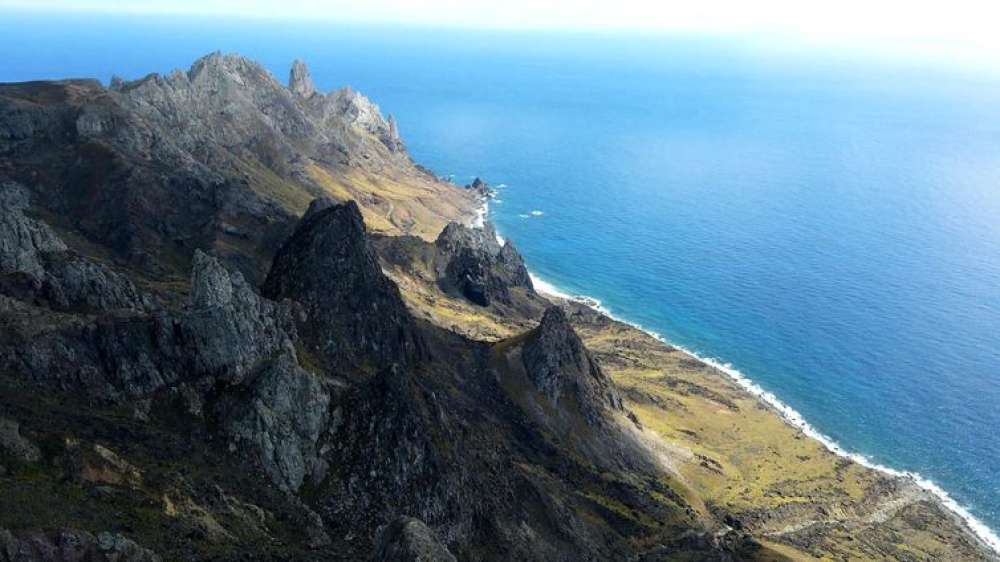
<box><xmin>375</xmin><ymin>517</ymin><xmax>456</xmax><ymax>562</ymax></box>
<box><xmin>0</xmin><ymin>528</ymin><xmax>160</xmax><ymax>562</ymax></box>
<box><xmin>218</xmin><ymin>344</ymin><xmax>330</xmax><ymax>492</ymax></box>
<box><xmin>262</xmin><ymin>200</ymin><xmax>421</xmax><ymax>371</ymax></box>
<box><xmin>0</xmin><ymin>418</ymin><xmax>41</xmax><ymax>463</ymax></box>
<box><xmin>435</xmin><ymin>221</ymin><xmax>532</xmax><ymax>307</ymax></box>
<box><xmin>522</xmin><ymin>306</ymin><xmax>624</xmax><ymax>424</ymax></box>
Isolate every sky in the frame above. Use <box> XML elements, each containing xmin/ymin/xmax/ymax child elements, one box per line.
<box><xmin>3</xmin><ymin>0</ymin><xmax>1000</xmax><ymax>59</ymax></box>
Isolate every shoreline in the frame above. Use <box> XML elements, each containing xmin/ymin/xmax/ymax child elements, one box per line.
<box><xmin>475</xmin><ymin>194</ymin><xmax>1000</xmax><ymax>556</ymax></box>
<box><xmin>530</xmin><ymin>272</ymin><xmax>1000</xmax><ymax>556</ymax></box>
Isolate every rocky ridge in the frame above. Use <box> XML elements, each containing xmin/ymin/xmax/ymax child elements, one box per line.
<box><xmin>0</xmin><ymin>53</ymin><xmax>994</xmax><ymax>562</ymax></box>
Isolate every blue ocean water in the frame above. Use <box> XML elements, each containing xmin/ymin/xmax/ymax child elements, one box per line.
<box><xmin>3</xmin><ymin>10</ymin><xmax>1000</xmax><ymax>547</ymax></box>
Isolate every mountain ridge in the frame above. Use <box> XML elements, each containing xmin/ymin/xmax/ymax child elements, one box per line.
<box><xmin>0</xmin><ymin>52</ymin><xmax>995</xmax><ymax>562</ymax></box>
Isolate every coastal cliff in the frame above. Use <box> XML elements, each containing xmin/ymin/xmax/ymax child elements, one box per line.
<box><xmin>0</xmin><ymin>53</ymin><xmax>994</xmax><ymax>561</ymax></box>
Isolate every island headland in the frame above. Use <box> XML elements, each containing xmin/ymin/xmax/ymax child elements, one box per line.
<box><xmin>0</xmin><ymin>52</ymin><xmax>995</xmax><ymax>561</ymax></box>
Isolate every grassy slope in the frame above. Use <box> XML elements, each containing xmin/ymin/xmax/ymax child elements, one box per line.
<box><xmin>379</xmin><ymin>251</ymin><xmax>994</xmax><ymax>560</ymax></box>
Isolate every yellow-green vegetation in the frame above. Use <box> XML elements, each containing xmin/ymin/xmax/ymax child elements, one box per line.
<box><xmin>382</xmin><ymin>242</ymin><xmax>992</xmax><ymax>560</ymax></box>
<box><xmin>306</xmin><ymin>161</ymin><xmax>478</xmax><ymax>241</ymax></box>
<box><xmin>572</xmin><ymin>309</ymin><xmax>990</xmax><ymax>560</ymax></box>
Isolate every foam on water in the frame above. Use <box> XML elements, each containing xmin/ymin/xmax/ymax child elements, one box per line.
<box><xmin>525</xmin><ymin>269</ymin><xmax>1000</xmax><ymax>555</ymax></box>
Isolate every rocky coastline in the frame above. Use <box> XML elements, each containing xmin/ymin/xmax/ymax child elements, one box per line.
<box><xmin>0</xmin><ymin>52</ymin><xmax>995</xmax><ymax>561</ymax></box>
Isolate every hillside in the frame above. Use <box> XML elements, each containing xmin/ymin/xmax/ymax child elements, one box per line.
<box><xmin>0</xmin><ymin>53</ymin><xmax>993</xmax><ymax>561</ymax></box>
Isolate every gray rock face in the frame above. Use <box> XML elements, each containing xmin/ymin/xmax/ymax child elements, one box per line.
<box><xmin>288</xmin><ymin>59</ymin><xmax>316</xmax><ymax>98</ymax></box>
<box><xmin>375</xmin><ymin>517</ymin><xmax>456</xmax><ymax>562</ymax></box>
<box><xmin>522</xmin><ymin>307</ymin><xmax>624</xmax><ymax>425</ymax></box>
<box><xmin>0</xmin><ymin>418</ymin><xmax>41</xmax><ymax>463</ymax></box>
<box><xmin>262</xmin><ymin>200</ymin><xmax>421</xmax><ymax>371</ymax></box>
<box><xmin>0</xmin><ymin>182</ymin><xmax>148</xmax><ymax>313</ymax></box>
<box><xmin>435</xmin><ymin>221</ymin><xmax>533</xmax><ymax>306</ymax></box>
<box><xmin>0</xmin><ymin>528</ymin><xmax>160</xmax><ymax>562</ymax></box>
<box><xmin>218</xmin><ymin>345</ymin><xmax>330</xmax><ymax>492</ymax></box>
<box><xmin>185</xmin><ymin>250</ymin><xmax>297</xmax><ymax>385</ymax></box>
<box><xmin>0</xmin><ymin>183</ymin><xmax>66</xmax><ymax>278</ymax></box>
<box><xmin>0</xmin><ymin>250</ymin><xmax>294</xmax><ymax>401</ymax></box>
<box><xmin>326</xmin><ymin>87</ymin><xmax>403</xmax><ymax>153</ymax></box>
<box><xmin>2</xmin><ymin>53</ymin><xmax>420</xmax><ymax>285</ymax></box>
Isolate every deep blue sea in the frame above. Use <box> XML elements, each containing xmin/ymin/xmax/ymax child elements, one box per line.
<box><xmin>3</xmin><ymin>10</ymin><xmax>1000</xmax><ymax>548</ymax></box>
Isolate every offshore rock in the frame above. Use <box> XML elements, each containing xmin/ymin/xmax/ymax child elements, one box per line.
<box><xmin>375</xmin><ymin>517</ymin><xmax>457</xmax><ymax>562</ymax></box>
<box><xmin>435</xmin><ymin>221</ymin><xmax>533</xmax><ymax>306</ymax></box>
<box><xmin>217</xmin><ymin>344</ymin><xmax>330</xmax><ymax>493</ymax></box>
<box><xmin>465</xmin><ymin>177</ymin><xmax>493</xmax><ymax>199</ymax></box>
<box><xmin>262</xmin><ymin>200</ymin><xmax>421</xmax><ymax>371</ymax></box>
<box><xmin>0</xmin><ymin>528</ymin><xmax>160</xmax><ymax>562</ymax></box>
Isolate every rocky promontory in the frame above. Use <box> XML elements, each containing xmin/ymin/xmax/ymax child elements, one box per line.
<box><xmin>0</xmin><ymin>53</ymin><xmax>994</xmax><ymax>562</ymax></box>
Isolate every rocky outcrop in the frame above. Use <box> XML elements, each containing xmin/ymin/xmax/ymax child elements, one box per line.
<box><xmin>1</xmin><ymin>52</ymin><xmax>434</xmax><ymax>285</ymax></box>
<box><xmin>0</xmin><ymin>249</ymin><xmax>294</xmax><ymax>401</ymax></box>
<box><xmin>0</xmin><ymin>183</ymin><xmax>66</xmax><ymax>278</ymax></box>
<box><xmin>262</xmin><ymin>200</ymin><xmax>421</xmax><ymax>371</ymax></box>
<box><xmin>375</xmin><ymin>517</ymin><xmax>456</xmax><ymax>562</ymax></box>
<box><xmin>288</xmin><ymin>59</ymin><xmax>316</xmax><ymax>98</ymax></box>
<box><xmin>0</xmin><ymin>418</ymin><xmax>41</xmax><ymax>463</ymax></box>
<box><xmin>0</xmin><ymin>529</ymin><xmax>160</xmax><ymax>562</ymax></box>
<box><xmin>465</xmin><ymin>177</ymin><xmax>493</xmax><ymax>199</ymax></box>
<box><xmin>521</xmin><ymin>306</ymin><xmax>624</xmax><ymax>425</ymax></box>
<box><xmin>217</xmin><ymin>344</ymin><xmax>330</xmax><ymax>493</ymax></box>
<box><xmin>0</xmin><ymin>182</ymin><xmax>148</xmax><ymax>313</ymax></box>
<box><xmin>185</xmin><ymin>250</ymin><xmax>297</xmax><ymax>384</ymax></box>
<box><xmin>435</xmin><ymin>221</ymin><xmax>533</xmax><ymax>306</ymax></box>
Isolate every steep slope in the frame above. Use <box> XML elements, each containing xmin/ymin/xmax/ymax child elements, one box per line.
<box><xmin>0</xmin><ymin>52</ymin><xmax>994</xmax><ymax>562</ymax></box>
<box><xmin>0</xmin><ymin>52</ymin><xmax>477</xmax><ymax>287</ymax></box>
<box><xmin>373</xmin><ymin>214</ymin><xmax>998</xmax><ymax>560</ymax></box>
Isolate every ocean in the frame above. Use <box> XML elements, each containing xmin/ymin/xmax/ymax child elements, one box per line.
<box><xmin>3</xmin><ymin>10</ymin><xmax>1000</xmax><ymax>549</ymax></box>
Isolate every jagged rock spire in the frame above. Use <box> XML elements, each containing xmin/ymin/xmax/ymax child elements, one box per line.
<box><xmin>434</xmin><ymin>221</ymin><xmax>533</xmax><ymax>306</ymax></box>
<box><xmin>262</xmin><ymin>200</ymin><xmax>422</xmax><ymax>370</ymax></box>
<box><xmin>522</xmin><ymin>306</ymin><xmax>624</xmax><ymax>424</ymax></box>
<box><xmin>289</xmin><ymin>59</ymin><xmax>316</xmax><ymax>98</ymax></box>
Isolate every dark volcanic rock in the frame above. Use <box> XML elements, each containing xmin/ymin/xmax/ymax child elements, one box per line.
<box><xmin>0</xmin><ymin>528</ymin><xmax>160</xmax><ymax>562</ymax></box>
<box><xmin>521</xmin><ymin>306</ymin><xmax>625</xmax><ymax>425</ymax></box>
<box><xmin>465</xmin><ymin>177</ymin><xmax>493</xmax><ymax>199</ymax></box>
<box><xmin>0</xmin><ymin>182</ymin><xmax>149</xmax><ymax>313</ymax></box>
<box><xmin>375</xmin><ymin>517</ymin><xmax>457</xmax><ymax>562</ymax></box>
<box><xmin>217</xmin><ymin>343</ymin><xmax>330</xmax><ymax>493</ymax></box>
<box><xmin>185</xmin><ymin>250</ymin><xmax>298</xmax><ymax>384</ymax></box>
<box><xmin>262</xmin><ymin>200</ymin><xmax>421</xmax><ymax>371</ymax></box>
<box><xmin>0</xmin><ymin>249</ymin><xmax>295</xmax><ymax>401</ymax></box>
<box><xmin>0</xmin><ymin>53</ymin><xmax>420</xmax><ymax>283</ymax></box>
<box><xmin>435</xmin><ymin>221</ymin><xmax>533</xmax><ymax>307</ymax></box>
<box><xmin>0</xmin><ymin>418</ymin><xmax>41</xmax><ymax>463</ymax></box>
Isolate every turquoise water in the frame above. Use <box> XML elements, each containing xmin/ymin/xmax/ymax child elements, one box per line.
<box><xmin>4</xmin><ymin>11</ymin><xmax>1000</xmax><ymax>547</ymax></box>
